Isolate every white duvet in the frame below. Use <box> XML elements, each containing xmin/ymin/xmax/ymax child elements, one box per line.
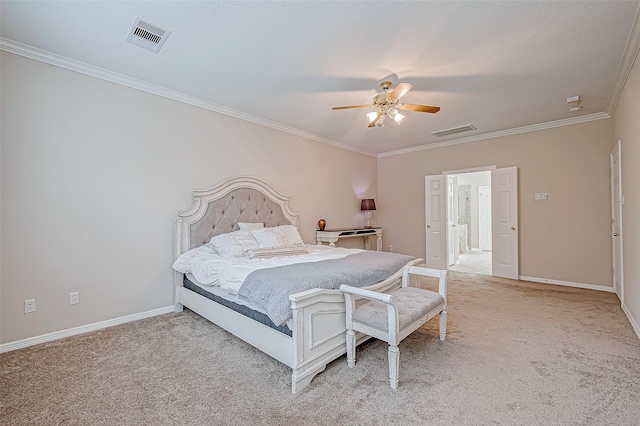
<box><xmin>173</xmin><ymin>243</ymin><xmax>364</xmax><ymax>295</ymax></box>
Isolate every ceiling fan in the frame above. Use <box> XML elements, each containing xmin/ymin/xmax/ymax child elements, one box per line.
<box><xmin>332</xmin><ymin>81</ymin><xmax>440</xmax><ymax>128</ymax></box>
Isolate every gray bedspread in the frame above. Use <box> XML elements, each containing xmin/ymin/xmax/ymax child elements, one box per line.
<box><xmin>237</xmin><ymin>251</ymin><xmax>414</xmax><ymax>326</ymax></box>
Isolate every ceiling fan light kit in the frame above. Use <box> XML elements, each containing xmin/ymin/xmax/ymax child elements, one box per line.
<box><xmin>387</xmin><ymin>108</ymin><xmax>405</xmax><ymax>122</ymax></box>
<box><xmin>366</xmin><ymin>112</ymin><xmax>379</xmax><ymax>123</ymax></box>
<box><xmin>333</xmin><ymin>81</ymin><xmax>440</xmax><ymax>128</ymax></box>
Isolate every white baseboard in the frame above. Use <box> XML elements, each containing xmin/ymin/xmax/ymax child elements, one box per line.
<box><xmin>0</xmin><ymin>305</ymin><xmax>175</xmax><ymax>354</ymax></box>
<box><xmin>622</xmin><ymin>303</ymin><xmax>640</xmax><ymax>340</ymax></box>
<box><xmin>519</xmin><ymin>276</ymin><xmax>616</xmax><ymax>293</ymax></box>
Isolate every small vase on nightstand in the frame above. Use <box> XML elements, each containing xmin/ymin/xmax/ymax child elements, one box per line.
<box><xmin>318</xmin><ymin>219</ymin><xmax>326</xmax><ymax>231</ymax></box>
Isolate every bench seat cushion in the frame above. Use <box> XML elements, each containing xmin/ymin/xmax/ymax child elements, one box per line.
<box><xmin>352</xmin><ymin>287</ymin><xmax>444</xmax><ymax>332</ymax></box>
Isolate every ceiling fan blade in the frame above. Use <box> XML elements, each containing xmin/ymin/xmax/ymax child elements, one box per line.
<box><xmin>388</xmin><ymin>83</ymin><xmax>414</xmax><ymax>101</ymax></box>
<box><xmin>368</xmin><ymin>112</ymin><xmax>382</xmax><ymax>128</ymax></box>
<box><xmin>331</xmin><ymin>105</ymin><xmax>371</xmax><ymax>110</ymax></box>
<box><xmin>399</xmin><ymin>104</ymin><xmax>441</xmax><ymax>113</ymax></box>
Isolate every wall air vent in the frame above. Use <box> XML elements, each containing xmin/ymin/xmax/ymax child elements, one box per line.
<box><xmin>126</xmin><ymin>17</ymin><xmax>171</xmax><ymax>53</ymax></box>
<box><xmin>431</xmin><ymin>124</ymin><xmax>476</xmax><ymax>137</ymax></box>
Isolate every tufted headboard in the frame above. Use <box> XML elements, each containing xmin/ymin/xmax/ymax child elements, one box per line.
<box><xmin>174</xmin><ymin>176</ymin><xmax>299</xmax><ymax>258</ymax></box>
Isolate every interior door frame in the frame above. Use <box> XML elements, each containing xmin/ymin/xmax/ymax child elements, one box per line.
<box><xmin>427</xmin><ymin>165</ymin><xmax>519</xmax><ymax>279</ymax></box>
<box><xmin>425</xmin><ymin>165</ymin><xmax>497</xmax><ymax>269</ymax></box>
<box><xmin>444</xmin><ymin>168</ymin><xmax>496</xmax><ymax>257</ymax></box>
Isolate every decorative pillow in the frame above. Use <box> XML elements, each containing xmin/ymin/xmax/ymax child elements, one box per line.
<box><xmin>238</xmin><ymin>222</ymin><xmax>264</xmax><ymax>231</ymax></box>
<box><xmin>247</xmin><ymin>243</ymin><xmax>309</xmax><ymax>259</ymax></box>
<box><xmin>251</xmin><ymin>228</ymin><xmax>286</xmax><ymax>248</ymax></box>
<box><xmin>275</xmin><ymin>224</ymin><xmax>304</xmax><ymax>245</ymax></box>
<box><xmin>210</xmin><ymin>230</ymin><xmax>259</xmax><ymax>258</ymax></box>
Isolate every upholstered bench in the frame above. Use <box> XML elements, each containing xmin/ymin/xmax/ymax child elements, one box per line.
<box><xmin>340</xmin><ymin>265</ymin><xmax>447</xmax><ymax>389</ymax></box>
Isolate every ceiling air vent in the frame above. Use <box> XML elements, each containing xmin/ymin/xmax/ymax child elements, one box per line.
<box><xmin>126</xmin><ymin>17</ymin><xmax>171</xmax><ymax>53</ymax></box>
<box><xmin>431</xmin><ymin>124</ymin><xmax>476</xmax><ymax>137</ymax></box>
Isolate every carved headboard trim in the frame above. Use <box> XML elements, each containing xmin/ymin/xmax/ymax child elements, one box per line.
<box><xmin>175</xmin><ymin>176</ymin><xmax>299</xmax><ymax>258</ymax></box>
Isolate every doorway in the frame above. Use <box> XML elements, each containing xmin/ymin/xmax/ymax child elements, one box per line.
<box><xmin>425</xmin><ymin>166</ymin><xmax>518</xmax><ymax>279</ymax></box>
<box><xmin>448</xmin><ymin>171</ymin><xmax>492</xmax><ymax>275</ymax></box>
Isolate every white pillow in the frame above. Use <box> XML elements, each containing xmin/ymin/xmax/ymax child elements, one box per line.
<box><xmin>275</xmin><ymin>224</ymin><xmax>304</xmax><ymax>245</ymax></box>
<box><xmin>251</xmin><ymin>228</ymin><xmax>286</xmax><ymax>248</ymax></box>
<box><xmin>210</xmin><ymin>230</ymin><xmax>259</xmax><ymax>258</ymax></box>
<box><xmin>238</xmin><ymin>222</ymin><xmax>264</xmax><ymax>231</ymax></box>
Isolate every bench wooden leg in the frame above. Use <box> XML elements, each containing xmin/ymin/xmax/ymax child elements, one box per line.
<box><xmin>439</xmin><ymin>310</ymin><xmax>447</xmax><ymax>341</ymax></box>
<box><xmin>388</xmin><ymin>345</ymin><xmax>400</xmax><ymax>389</ymax></box>
<box><xmin>346</xmin><ymin>329</ymin><xmax>356</xmax><ymax>368</ymax></box>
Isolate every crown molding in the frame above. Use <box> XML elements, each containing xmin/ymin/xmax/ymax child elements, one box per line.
<box><xmin>607</xmin><ymin>2</ymin><xmax>640</xmax><ymax>115</ymax></box>
<box><xmin>1</xmin><ymin>34</ymin><xmax>630</xmax><ymax>160</ymax></box>
<box><xmin>0</xmin><ymin>38</ymin><xmax>376</xmax><ymax>158</ymax></box>
<box><xmin>378</xmin><ymin>112</ymin><xmax>611</xmax><ymax>158</ymax></box>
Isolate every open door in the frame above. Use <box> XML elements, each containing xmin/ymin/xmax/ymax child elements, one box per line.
<box><xmin>610</xmin><ymin>140</ymin><xmax>624</xmax><ymax>302</ymax></box>
<box><xmin>491</xmin><ymin>167</ymin><xmax>519</xmax><ymax>279</ymax></box>
<box><xmin>425</xmin><ymin>175</ymin><xmax>447</xmax><ymax>269</ymax></box>
<box><xmin>447</xmin><ymin>175</ymin><xmax>459</xmax><ymax>266</ymax></box>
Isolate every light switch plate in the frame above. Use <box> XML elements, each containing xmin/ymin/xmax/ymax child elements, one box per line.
<box><xmin>535</xmin><ymin>193</ymin><xmax>548</xmax><ymax>200</ymax></box>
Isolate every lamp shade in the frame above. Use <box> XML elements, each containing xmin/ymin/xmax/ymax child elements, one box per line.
<box><xmin>360</xmin><ymin>199</ymin><xmax>376</xmax><ymax>211</ymax></box>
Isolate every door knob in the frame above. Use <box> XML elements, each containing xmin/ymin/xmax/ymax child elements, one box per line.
<box><xmin>614</xmin><ymin>233</ymin><xmax>620</xmax><ymax>237</ymax></box>
<box><xmin>511</xmin><ymin>226</ymin><xmax>516</xmax><ymax>230</ymax></box>
<box><xmin>426</xmin><ymin>225</ymin><xmax>431</xmax><ymax>228</ymax></box>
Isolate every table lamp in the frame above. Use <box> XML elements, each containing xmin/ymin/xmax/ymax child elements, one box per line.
<box><xmin>361</xmin><ymin>198</ymin><xmax>376</xmax><ymax>228</ymax></box>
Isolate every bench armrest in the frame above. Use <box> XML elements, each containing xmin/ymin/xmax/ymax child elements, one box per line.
<box><xmin>339</xmin><ymin>284</ymin><xmax>394</xmax><ymax>304</ymax></box>
<box><xmin>401</xmin><ymin>265</ymin><xmax>447</xmax><ymax>304</ymax></box>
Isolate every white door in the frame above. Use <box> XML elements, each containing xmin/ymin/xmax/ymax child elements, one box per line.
<box><xmin>425</xmin><ymin>175</ymin><xmax>447</xmax><ymax>269</ymax></box>
<box><xmin>491</xmin><ymin>167</ymin><xmax>519</xmax><ymax>279</ymax></box>
<box><xmin>479</xmin><ymin>186</ymin><xmax>492</xmax><ymax>251</ymax></box>
<box><xmin>610</xmin><ymin>140</ymin><xmax>624</xmax><ymax>302</ymax></box>
<box><xmin>447</xmin><ymin>175</ymin><xmax>459</xmax><ymax>266</ymax></box>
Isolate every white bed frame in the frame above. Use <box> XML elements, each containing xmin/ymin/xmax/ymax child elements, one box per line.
<box><xmin>174</xmin><ymin>176</ymin><xmax>420</xmax><ymax>393</ymax></box>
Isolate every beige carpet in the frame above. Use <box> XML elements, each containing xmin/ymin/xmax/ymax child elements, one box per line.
<box><xmin>2</xmin><ymin>272</ymin><xmax>639</xmax><ymax>425</ymax></box>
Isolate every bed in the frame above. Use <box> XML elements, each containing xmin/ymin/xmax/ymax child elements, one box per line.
<box><xmin>173</xmin><ymin>176</ymin><xmax>421</xmax><ymax>393</ymax></box>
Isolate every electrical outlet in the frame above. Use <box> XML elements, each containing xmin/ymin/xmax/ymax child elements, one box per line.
<box><xmin>389</xmin><ymin>245</ymin><xmax>394</xmax><ymax>252</ymax></box>
<box><xmin>70</xmin><ymin>292</ymin><xmax>79</xmax><ymax>305</ymax></box>
<box><xmin>24</xmin><ymin>299</ymin><xmax>36</xmax><ymax>313</ymax></box>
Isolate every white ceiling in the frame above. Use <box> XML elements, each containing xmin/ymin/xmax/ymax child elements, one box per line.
<box><xmin>2</xmin><ymin>1</ymin><xmax>639</xmax><ymax>156</ymax></box>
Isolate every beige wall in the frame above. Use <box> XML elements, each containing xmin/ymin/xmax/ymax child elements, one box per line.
<box><xmin>378</xmin><ymin>119</ymin><xmax>614</xmax><ymax>287</ymax></box>
<box><xmin>3</xmin><ymin>48</ymin><xmax>636</xmax><ymax>346</ymax></box>
<box><xmin>0</xmin><ymin>53</ymin><xmax>377</xmax><ymax>344</ymax></box>
<box><xmin>612</xmin><ymin>51</ymin><xmax>640</xmax><ymax>334</ymax></box>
